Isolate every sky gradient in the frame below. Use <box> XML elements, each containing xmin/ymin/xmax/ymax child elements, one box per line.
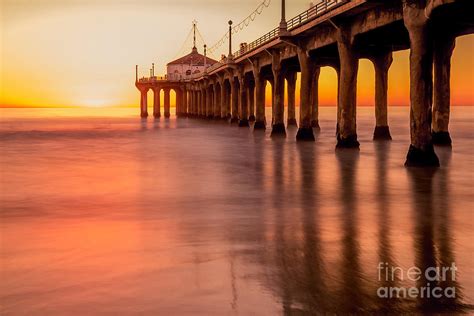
<box><xmin>1</xmin><ymin>0</ymin><xmax>473</xmax><ymax>108</ymax></box>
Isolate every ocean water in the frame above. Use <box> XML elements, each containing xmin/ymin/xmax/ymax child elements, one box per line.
<box><xmin>0</xmin><ymin>106</ymin><xmax>473</xmax><ymax>315</ymax></box>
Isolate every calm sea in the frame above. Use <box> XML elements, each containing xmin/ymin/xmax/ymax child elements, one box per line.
<box><xmin>1</xmin><ymin>107</ymin><xmax>473</xmax><ymax>315</ymax></box>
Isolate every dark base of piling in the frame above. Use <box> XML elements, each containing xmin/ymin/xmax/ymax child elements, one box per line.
<box><xmin>249</xmin><ymin>115</ymin><xmax>256</xmax><ymax>122</ymax></box>
<box><xmin>405</xmin><ymin>144</ymin><xmax>440</xmax><ymax>167</ymax></box>
<box><xmin>153</xmin><ymin>114</ymin><xmax>161</xmax><ymax>119</ymax></box>
<box><xmin>230</xmin><ymin>117</ymin><xmax>239</xmax><ymax>124</ymax></box>
<box><xmin>271</xmin><ymin>123</ymin><xmax>286</xmax><ymax>137</ymax></box>
<box><xmin>254</xmin><ymin>121</ymin><xmax>266</xmax><ymax>130</ymax></box>
<box><xmin>238</xmin><ymin>119</ymin><xmax>250</xmax><ymax>127</ymax></box>
<box><xmin>373</xmin><ymin>126</ymin><xmax>392</xmax><ymax>140</ymax></box>
<box><xmin>287</xmin><ymin>118</ymin><xmax>298</xmax><ymax>126</ymax></box>
<box><xmin>141</xmin><ymin>113</ymin><xmax>148</xmax><ymax>118</ymax></box>
<box><xmin>311</xmin><ymin>120</ymin><xmax>320</xmax><ymax>130</ymax></box>
<box><xmin>336</xmin><ymin>134</ymin><xmax>360</xmax><ymax>149</ymax></box>
<box><xmin>432</xmin><ymin>131</ymin><xmax>452</xmax><ymax>146</ymax></box>
<box><xmin>296</xmin><ymin>127</ymin><xmax>315</xmax><ymax>141</ymax></box>
<box><xmin>164</xmin><ymin>113</ymin><xmax>170</xmax><ymax>118</ymax></box>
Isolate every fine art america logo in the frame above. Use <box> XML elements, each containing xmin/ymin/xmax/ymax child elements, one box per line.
<box><xmin>377</xmin><ymin>262</ymin><xmax>457</xmax><ymax>299</ymax></box>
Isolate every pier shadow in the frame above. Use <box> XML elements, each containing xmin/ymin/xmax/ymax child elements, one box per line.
<box><xmin>334</xmin><ymin>149</ymin><xmax>372</xmax><ymax>313</ymax></box>
<box><xmin>264</xmin><ymin>140</ymin><xmax>332</xmax><ymax>314</ymax></box>
<box><xmin>373</xmin><ymin>142</ymin><xmax>403</xmax><ymax>313</ymax></box>
<box><xmin>406</xmin><ymin>156</ymin><xmax>464</xmax><ymax>313</ymax></box>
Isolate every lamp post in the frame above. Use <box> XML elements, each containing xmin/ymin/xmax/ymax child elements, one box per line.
<box><xmin>228</xmin><ymin>20</ymin><xmax>233</xmax><ymax>60</ymax></box>
<box><xmin>279</xmin><ymin>0</ymin><xmax>289</xmax><ymax>35</ymax></box>
<box><xmin>204</xmin><ymin>44</ymin><xmax>207</xmax><ymax>68</ymax></box>
<box><xmin>135</xmin><ymin>65</ymin><xmax>138</xmax><ymax>82</ymax></box>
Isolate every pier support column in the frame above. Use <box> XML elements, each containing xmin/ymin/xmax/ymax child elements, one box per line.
<box><xmin>286</xmin><ymin>71</ymin><xmax>297</xmax><ymax>126</ymax></box>
<box><xmin>190</xmin><ymin>90</ymin><xmax>195</xmax><ymax>116</ymax></box>
<box><xmin>176</xmin><ymin>89</ymin><xmax>180</xmax><ymax>117</ymax></box>
<box><xmin>252</xmin><ymin>65</ymin><xmax>266</xmax><ymax>130</ymax></box>
<box><xmin>195</xmin><ymin>88</ymin><xmax>199</xmax><ymax>117</ymax></box>
<box><xmin>176</xmin><ymin>89</ymin><xmax>181</xmax><ymax>117</ymax></box>
<box><xmin>153</xmin><ymin>87</ymin><xmax>161</xmax><ymax>118</ymax></box>
<box><xmin>230</xmin><ymin>77</ymin><xmax>239</xmax><ymax>123</ymax></box>
<box><xmin>164</xmin><ymin>88</ymin><xmax>171</xmax><ymax>118</ymax></box>
<box><xmin>194</xmin><ymin>89</ymin><xmax>199</xmax><ymax>117</ymax></box>
<box><xmin>248</xmin><ymin>81</ymin><xmax>256</xmax><ymax>122</ymax></box>
<box><xmin>219</xmin><ymin>79</ymin><xmax>226</xmax><ymax>119</ymax></box>
<box><xmin>214</xmin><ymin>83</ymin><xmax>220</xmax><ymax>119</ymax></box>
<box><xmin>336</xmin><ymin>28</ymin><xmax>359</xmax><ymax>148</ymax></box>
<box><xmin>403</xmin><ymin>1</ymin><xmax>439</xmax><ymax>166</ymax></box>
<box><xmin>202</xmin><ymin>87</ymin><xmax>208</xmax><ymax>119</ymax></box>
<box><xmin>182</xmin><ymin>87</ymin><xmax>188</xmax><ymax>116</ymax></box>
<box><xmin>238</xmin><ymin>73</ymin><xmax>250</xmax><ymax>127</ymax></box>
<box><xmin>140</xmin><ymin>89</ymin><xmax>148</xmax><ymax>118</ymax></box>
<box><xmin>206</xmin><ymin>85</ymin><xmax>213</xmax><ymax>119</ymax></box>
<box><xmin>201</xmin><ymin>88</ymin><xmax>206</xmax><ymax>118</ymax></box>
<box><xmin>371</xmin><ymin>51</ymin><xmax>393</xmax><ymax>140</ymax></box>
<box><xmin>296</xmin><ymin>47</ymin><xmax>315</xmax><ymax>140</ymax></box>
<box><xmin>311</xmin><ymin>67</ymin><xmax>321</xmax><ymax>129</ymax></box>
<box><xmin>271</xmin><ymin>52</ymin><xmax>286</xmax><ymax>136</ymax></box>
<box><xmin>195</xmin><ymin>89</ymin><xmax>199</xmax><ymax>117</ymax></box>
<box><xmin>433</xmin><ymin>34</ymin><xmax>455</xmax><ymax>146</ymax></box>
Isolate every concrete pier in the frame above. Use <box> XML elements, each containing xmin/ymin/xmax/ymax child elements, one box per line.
<box><xmin>248</xmin><ymin>81</ymin><xmax>256</xmax><ymax>122</ymax></box>
<box><xmin>140</xmin><ymin>88</ymin><xmax>148</xmax><ymax>118</ymax></box>
<box><xmin>230</xmin><ymin>76</ymin><xmax>239</xmax><ymax>123</ymax></box>
<box><xmin>164</xmin><ymin>88</ymin><xmax>171</xmax><ymax>118</ymax></box>
<box><xmin>310</xmin><ymin>67</ymin><xmax>320</xmax><ymax>130</ymax></box>
<box><xmin>336</xmin><ymin>28</ymin><xmax>359</xmax><ymax>148</ymax></box>
<box><xmin>206</xmin><ymin>84</ymin><xmax>213</xmax><ymax>119</ymax></box>
<box><xmin>271</xmin><ymin>52</ymin><xmax>286</xmax><ymax>136</ymax></box>
<box><xmin>371</xmin><ymin>51</ymin><xmax>393</xmax><ymax>140</ymax></box>
<box><xmin>296</xmin><ymin>47</ymin><xmax>315</xmax><ymax>141</ymax></box>
<box><xmin>403</xmin><ymin>1</ymin><xmax>439</xmax><ymax>166</ymax></box>
<box><xmin>199</xmin><ymin>87</ymin><xmax>205</xmax><ymax>118</ymax></box>
<box><xmin>213</xmin><ymin>83</ymin><xmax>220</xmax><ymax>119</ymax></box>
<box><xmin>433</xmin><ymin>35</ymin><xmax>455</xmax><ymax>146</ymax></box>
<box><xmin>135</xmin><ymin>0</ymin><xmax>471</xmax><ymax>167</ymax></box>
<box><xmin>152</xmin><ymin>88</ymin><xmax>160</xmax><ymax>118</ymax></box>
<box><xmin>253</xmin><ymin>64</ymin><xmax>266</xmax><ymax>130</ymax></box>
<box><xmin>220</xmin><ymin>79</ymin><xmax>228</xmax><ymax>119</ymax></box>
<box><xmin>238</xmin><ymin>73</ymin><xmax>250</xmax><ymax>127</ymax></box>
<box><xmin>286</xmin><ymin>71</ymin><xmax>297</xmax><ymax>126</ymax></box>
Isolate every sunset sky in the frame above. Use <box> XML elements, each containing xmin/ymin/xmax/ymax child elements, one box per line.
<box><xmin>1</xmin><ymin>0</ymin><xmax>473</xmax><ymax>108</ymax></box>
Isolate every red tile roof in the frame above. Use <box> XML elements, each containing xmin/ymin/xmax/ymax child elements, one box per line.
<box><xmin>167</xmin><ymin>47</ymin><xmax>219</xmax><ymax>66</ymax></box>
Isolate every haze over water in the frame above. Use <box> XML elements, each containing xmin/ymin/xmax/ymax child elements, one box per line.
<box><xmin>0</xmin><ymin>107</ymin><xmax>473</xmax><ymax>314</ymax></box>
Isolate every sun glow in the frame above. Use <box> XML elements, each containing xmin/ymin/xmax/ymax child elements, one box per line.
<box><xmin>0</xmin><ymin>1</ymin><xmax>473</xmax><ymax>109</ymax></box>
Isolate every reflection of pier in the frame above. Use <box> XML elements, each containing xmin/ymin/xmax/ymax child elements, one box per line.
<box><xmin>136</xmin><ymin>0</ymin><xmax>473</xmax><ymax>166</ymax></box>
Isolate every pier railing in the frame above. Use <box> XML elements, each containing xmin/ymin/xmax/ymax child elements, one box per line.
<box><xmin>232</xmin><ymin>0</ymin><xmax>347</xmax><ymax>59</ymax></box>
<box><xmin>287</xmin><ymin>0</ymin><xmax>345</xmax><ymax>30</ymax></box>
<box><xmin>233</xmin><ymin>27</ymin><xmax>279</xmax><ymax>59</ymax></box>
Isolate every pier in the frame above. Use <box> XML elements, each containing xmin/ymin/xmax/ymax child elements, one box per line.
<box><xmin>135</xmin><ymin>0</ymin><xmax>473</xmax><ymax>167</ymax></box>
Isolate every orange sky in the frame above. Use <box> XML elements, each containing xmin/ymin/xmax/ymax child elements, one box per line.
<box><xmin>1</xmin><ymin>0</ymin><xmax>473</xmax><ymax>108</ymax></box>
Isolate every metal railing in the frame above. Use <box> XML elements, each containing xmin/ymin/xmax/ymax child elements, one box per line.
<box><xmin>137</xmin><ymin>76</ymin><xmax>183</xmax><ymax>83</ymax></box>
<box><xmin>287</xmin><ymin>0</ymin><xmax>345</xmax><ymax>30</ymax></box>
<box><xmin>233</xmin><ymin>27</ymin><xmax>279</xmax><ymax>59</ymax></box>
<box><xmin>233</xmin><ymin>0</ymin><xmax>347</xmax><ymax>59</ymax></box>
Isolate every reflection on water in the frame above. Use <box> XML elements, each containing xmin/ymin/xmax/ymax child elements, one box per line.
<box><xmin>0</xmin><ymin>107</ymin><xmax>473</xmax><ymax>315</ymax></box>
